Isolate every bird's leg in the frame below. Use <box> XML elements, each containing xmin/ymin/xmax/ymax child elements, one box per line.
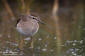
<box><xmin>20</xmin><ymin>39</ymin><xmax>24</xmax><ymax>51</ymax></box>
<box><xmin>30</xmin><ymin>36</ymin><xmax>35</xmax><ymax>56</ymax></box>
<box><xmin>19</xmin><ymin>37</ymin><xmax>24</xmax><ymax>52</ymax></box>
<box><xmin>18</xmin><ymin>37</ymin><xmax>25</xmax><ymax>56</ymax></box>
<box><xmin>30</xmin><ymin>36</ymin><xmax>33</xmax><ymax>48</ymax></box>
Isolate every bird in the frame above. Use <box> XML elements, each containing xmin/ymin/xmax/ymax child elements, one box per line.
<box><xmin>16</xmin><ymin>14</ymin><xmax>44</xmax><ymax>37</ymax></box>
<box><xmin>16</xmin><ymin>14</ymin><xmax>45</xmax><ymax>49</ymax></box>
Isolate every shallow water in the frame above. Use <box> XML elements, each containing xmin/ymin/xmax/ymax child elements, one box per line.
<box><xmin>0</xmin><ymin>0</ymin><xmax>84</xmax><ymax>56</ymax></box>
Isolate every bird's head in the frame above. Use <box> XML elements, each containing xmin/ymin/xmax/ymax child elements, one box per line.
<box><xmin>29</xmin><ymin>15</ymin><xmax>46</xmax><ymax>25</ymax></box>
<box><xmin>17</xmin><ymin>14</ymin><xmax>46</xmax><ymax>25</ymax></box>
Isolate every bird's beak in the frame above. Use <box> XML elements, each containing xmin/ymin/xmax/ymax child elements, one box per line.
<box><xmin>35</xmin><ymin>17</ymin><xmax>46</xmax><ymax>25</ymax></box>
<box><xmin>40</xmin><ymin>21</ymin><xmax>46</xmax><ymax>25</ymax></box>
<box><xmin>38</xmin><ymin>20</ymin><xmax>46</xmax><ymax>25</ymax></box>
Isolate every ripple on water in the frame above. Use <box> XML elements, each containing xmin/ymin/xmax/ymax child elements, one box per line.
<box><xmin>42</xmin><ymin>48</ymin><xmax>47</xmax><ymax>52</ymax></box>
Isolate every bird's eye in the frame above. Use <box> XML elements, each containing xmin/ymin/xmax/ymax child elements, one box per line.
<box><xmin>33</xmin><ymin>18</ymin><xmax>34</xmax><ymax>19</ymax></box>
<box><xmin>33</xmin><ymin>17</ymin><xmax>35</xmax><ymax>19</ymax></box>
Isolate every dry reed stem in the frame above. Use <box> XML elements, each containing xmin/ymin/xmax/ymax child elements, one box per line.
<box><xmin>25</xmin><ymin>0</ymin><xmax>31</xmax><ymax>14</ymax></box>
<box><xmin>20</xmin><ymin>0</ymin><xmax>30</xmax><ymax>14</ymax></box>
<box><xmin>21</xmin><ymin>0</ymin><xmax>26</xmax><ymax>13</ymax></box>
<box><xmin>52</xmin><ymin>0</ymin><xmax>62</xmax><ymax>55</ymax></box>
<box><xmin>2</xmin><ymin>0</ymin><xmax>15</xmax><ymax>18</ymax></box>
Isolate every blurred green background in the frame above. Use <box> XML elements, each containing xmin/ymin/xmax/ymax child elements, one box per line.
<box><xmin>0</xmin><ymin>0</ymin><xmax>84</xmax><ymax>56</ymax></box>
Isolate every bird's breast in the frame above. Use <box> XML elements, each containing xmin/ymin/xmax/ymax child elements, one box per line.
<box><xmin>16</xmin><ymin>21</ymin><xmax>39</xmax><ymax>36</ymax></box>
